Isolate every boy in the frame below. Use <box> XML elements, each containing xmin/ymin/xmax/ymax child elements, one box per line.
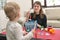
<box><xmin>4</xmin><ymin>2</ymin><xmax>35</xmax><ymax>40</ymax></box>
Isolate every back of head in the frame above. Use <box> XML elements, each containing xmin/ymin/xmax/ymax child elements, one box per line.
<box><xmin>4</xmin><ymin>2</ymin><xmax>20</xmax><ymax>21</ymax></box>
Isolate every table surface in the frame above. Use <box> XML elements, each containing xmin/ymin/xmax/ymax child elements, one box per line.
<box><xmin>33</xmin><ymin>28</ymin><xmax>60</xmax><ymax>40</ymax></box>
<box><xmin>0</xmin><ymin>28</ymin><xmax>60</xmax><ymax>40</ymax></box>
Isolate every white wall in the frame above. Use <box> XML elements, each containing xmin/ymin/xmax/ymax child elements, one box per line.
<box><xmin>7</xmin><ymin>0</ymin><xmax>32</xmax><ymax>16</ymax></box>
<box><xmin>0</xmin><ymin>10</ymin><xmax>8</xmax><ymax>32</ymax></box>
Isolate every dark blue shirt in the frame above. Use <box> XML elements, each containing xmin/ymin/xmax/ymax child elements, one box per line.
<box><xmin>30</xmin><ymin>13</ymin><xmax>47</xmax><ymax>28</ymax></box>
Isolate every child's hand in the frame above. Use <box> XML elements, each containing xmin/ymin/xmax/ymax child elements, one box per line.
<box><xmin>23</xmin><ymin>31</ymin><xmax>28</xmax><ymax>35</ymax></box>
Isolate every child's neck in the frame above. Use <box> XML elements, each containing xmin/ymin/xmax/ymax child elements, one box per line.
<box><xmin>10</xmin><ymin>20</ymin><xmax>17</xmax><ymax>22</ymax></box>
<box><xmin>10</xmin><ymin>17</ymin><xmax>19</xmax><ymax>22</ymax></box>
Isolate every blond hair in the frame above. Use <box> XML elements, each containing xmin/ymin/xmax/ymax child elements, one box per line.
<box><xmin>4</xmin><ymin>2</ymin><xmax>20</xmax><ymax>21</ymax></box>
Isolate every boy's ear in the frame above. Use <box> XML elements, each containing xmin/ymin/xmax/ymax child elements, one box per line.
<box><xmin>18</xmin><ymin>13</ymin><xmax>20</xmax><ymax>17</ymax></box>
<box><xmin>18</xmin><ymin>10</ymin><xmax>20</xmax><ymax>17</ymax></box>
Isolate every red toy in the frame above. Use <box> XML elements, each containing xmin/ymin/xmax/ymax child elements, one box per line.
<box><xmin>48</xmin><ymin>26</ymin><xmax>52</xmax><ymax>31</ymax></box>
<box><xmin>49</xmin><ymin>28</ymin><xmax>55</xmax><ymax>34</ymax></box>
<box><xmin>45</xmin><ymin>26</ymin><xmax>55</xmax><ymax>34</ymax></box>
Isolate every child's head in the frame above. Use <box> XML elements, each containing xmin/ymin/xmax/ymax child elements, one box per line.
<box><xmin>4</xmin><ymin>2</ymin><xmax>20</xmax><ymax>21</ymax></box>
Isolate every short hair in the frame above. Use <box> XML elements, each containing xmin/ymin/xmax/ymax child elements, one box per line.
<box><xmin>4</xmin><ymin>2</ymin><xmax>20</xmax><ymax>21</ymax></box>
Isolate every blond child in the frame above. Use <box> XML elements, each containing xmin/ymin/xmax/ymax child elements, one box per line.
<box><xmin>4</xmin><ymin>2</ymin><xmax>35</xmax><ymax>40</ymax></box>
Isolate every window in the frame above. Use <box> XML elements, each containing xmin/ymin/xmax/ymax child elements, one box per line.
<box><xmin>32</xmin><ymin>0</ymin><xmax>60</xmax><ymax>7</ymax></box>
<box><xmin>46</xmin><ymin>0</ymin><xmax>60</xmax><ymax>6</ymax></box>
<box><xmin>0</xmin><ymin>0</ymin><xmax>6</xmax><ymax>9</ymax></box>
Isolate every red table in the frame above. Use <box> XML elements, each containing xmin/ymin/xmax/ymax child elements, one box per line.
<box><xmin>33</xmin><ymin>29</ymin><xmax>60</xmax><ymax>40</ymax></box>
<box><xmin>1</xmin><ymin>28</ymin><xmax>60</xmax><ymax>40</ymax></box>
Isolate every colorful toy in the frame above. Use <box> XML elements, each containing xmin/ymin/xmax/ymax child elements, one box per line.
<box><xmin>47</xmin><ymin>26</ymin><xmax>55</xmax><ymax>34</ymax></box>
<box><xmin>24</xmin><ymin>20</ymin><xmax>37</xmax><ymax>32</ymax></box>
<box><xmin>48</xmin><ymin>26</ymin><xmax>52</xmax><ymax>31</ymax></box>
<box><xmin>49</xmin><ymin>28</ymin><xmax>55</xmax><ymax>34</ymax></box>
<box><xmin>45</xmin><ymin>27</ymin><xmax>55</xmax><ymax>34</ymax></box>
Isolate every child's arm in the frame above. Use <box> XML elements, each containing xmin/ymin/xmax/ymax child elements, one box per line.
<box><xmin>13</xmin><ymin>24</ymin><xmax>35</xmax><ymax>40</ymax></box>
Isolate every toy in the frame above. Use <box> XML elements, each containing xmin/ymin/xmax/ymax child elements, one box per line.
<box><xmin>48</xmin><ymin>26</ymin><xmax>52</xmax><ymax>31</ymax></box>
<box><xmin>49</xmin><ymin>28</ymin><xmax>55</xmax><ymax>34</ymax></box>
<box><xmin>47</xmin><ymin>26</ymin><xmax>55</xmax><ymax>34</ymax></box>
<box><xmin>45</xmin><ymin>27</ymin><xmax>55</xmax><ymax>34</ymax></box>
<box><xmin>24</xmin><ymin>20</ymin><xmax>37</xmax><ymax>32</ymax></box>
